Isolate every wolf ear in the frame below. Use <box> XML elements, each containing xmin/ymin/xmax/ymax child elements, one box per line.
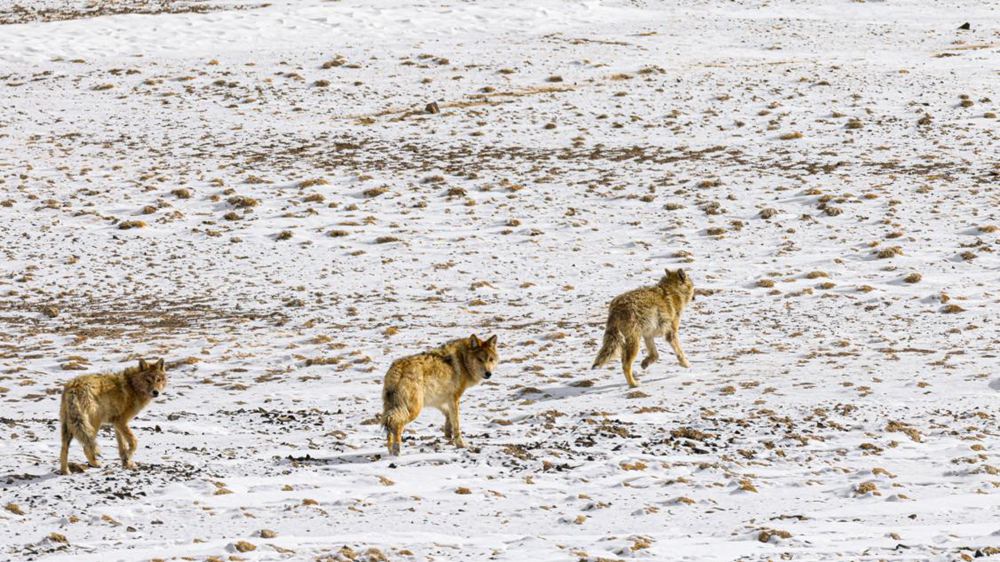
<box><xmin>139</xmin><ymin>358</ymin><xmax>149</xmax><ymax>370</ymax></box>
<box><xmin>155</xmin><ymin>358</ymin><xmax>165</xmax><ymax>370</ymax></box>
<box><xmin>665</xmin><ymin>268</ymin><xmax>672</xmax><ymax>276</ymax></box>
<box><xmin>485</xmin><ymin>335</ymin><xmax>497</xmax><ymax>347</ymax></box>
<box><xmin>469</xmin><ymin>334</ymin><xmax>481</xmax><ymax>347</ymax></box>
<box><xmin>677</xmin><ymin>269</ymin><xmax>687</xmax><ymax>282</ymax></box>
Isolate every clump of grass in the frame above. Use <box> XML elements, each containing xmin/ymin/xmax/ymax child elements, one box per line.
<box><xmin>845</xmin><ymin>118</ymin><xmax>863</xmax><ymax>129</ymax></box>
<box><xmin>232</xmin><ymin>541</ymin><xmax>256</xmax><ymax>553</ymax></box>
<box><xmin>328</xmin><ymin>229</ymin><xmax>349</xmax><ymax>237</ymax></box>
<box><xmin>824</xmin><ymin>206</ymin><xmax>843</xmax><ymax>216</ymax></box>
<box><xmin>854</xmin><ymin>481</ymin><xmax>880</xmax><ymax>496</ymax></box>
<box><xmin>302</xmin><ymin>193</ymin><xmax>325</xmax><ymax>203</ymax></box>
<box><xmin>876</xmin><ymin>246</ymin><xmax>903</xmax><ymax>259</ymax></box>
<box><xmin>706</xmin><ymin>227</ymin><xmax>726</xmax><ymax>236</ymax></box>
<box><xmin>778</xmin><ymin>131</ymin><xmax>803</xmax><ymax>140</ymax></box>
<box><xmin>664</xmin><ymin>202</ymin><xmax>684</xmax><ymax>211</ymax></box>
<box><xmin>375</xmin><ymin>236</ymin><xmax>400</xmax><ymax>244</ymax></box>
<box><xmin>118</xmin><ymin>220</ymin><xmax>146</xmax><ymax>230</ymax></box>
<box><xmin>759</xmin><ymin>207</ymin><xmax>777</xmax><ymax>219</ymax></box>
<box><xmin>141</xmin><ymin>205</ymin><xmax>157</xmax><ymax>214</ymax></box>
<box><xmin>223</xmin><ymin>211</ymin><xmax>241</xmax><ymax>221</ymax></box>
<box><xmin>321</xmin><ymin>55</ymin><xmax>346</xmax><ymax>69</ymax></box>
<box><xmin>979</xmin><ymin>224</ymin><xmax>998</xmax><ymax>233</ymax></box>
<box><xmin>227</xmin><ymin>195</ymin><xmax>259</xmax><ymax>208</ymax></box>
<box><xmin>92</xmin><ymin>83</ymin><xmax>114</xmax><ymax>91</ymax></box>
<box><xmin>171</xmin><ymin>188</ymin><xmax>192</xmax><ymax>199</ymax></box>
<box><xmin>903</xmin><ymin>272</ymin><xmax>922</xmax><ymax>283</ymax></box>
<box><xmin>313</xmin><ymin>80</ymin><xmax>330</xmax><ymax>87</ymax></box>
<box><xmin>546</xmin><ymin>75</ymin><xmax>563</xmax><ymax>83</ymax></box>
<box><xmin>756</xmin><ymin>279</ymin><xmax>775</xmax><ymax>288</ymax></box>
<box><xmin>276</xmin><ymin>230</ymin><xmax>293</xmax><ymax>241</ymax></box>
<box><xmin>757</xmin><ymin>529</ymin><xmax>792</xmax><ymax>543</ymax></box>
<box><xmin>298</xmin><ymin>178</ymin><xmax>328</xmax><ymax>188</ymax></box>
<box><xmin>941</xmin><ymin>304</ymin><xmax>965</xmax><ymax>314</ymax></box>
<box><xmin>363</xmin><ymin>186</ymin><xmax>389</xmax><ymax>198</ymax></box>
<box><xmin>805</xmin><ymin>271</ymin><xmax>828</xmax><ymax>279</ymax></box>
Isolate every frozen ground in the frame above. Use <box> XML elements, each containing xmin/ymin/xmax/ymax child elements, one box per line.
<box><xmin>1</xmin><ymin>0</ymin><xmax>998</xmax><ymax>560</ymax></box>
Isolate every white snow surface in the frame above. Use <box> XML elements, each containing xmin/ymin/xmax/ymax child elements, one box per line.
<box><xmin>1</xmin><ymin>0</ymin><xmax>998</xmax><ymax>560</ymax></box>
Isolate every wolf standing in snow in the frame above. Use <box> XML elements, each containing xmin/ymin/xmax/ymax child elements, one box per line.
<box><xmin>592</xmin><ymin>269</ymin><xmax>695</xmax><ymax>387</ymax></box>
<box><xmin>59</xmin><ymin>358</ymin><xmax>167</xmax><ymax>475</ymax></box>
<box><xmin>381</xmin><ymin>334</ymin><xmax>498</xmax><ymax>455</ymax></box>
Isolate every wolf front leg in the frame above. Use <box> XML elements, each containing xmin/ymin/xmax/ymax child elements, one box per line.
<box><xmin>668</xmin><ymin>318</ymin><xmax>690</xmax><ymax>368</ymax></box>
<box><xmin>448</xmin><ymin>398</ymin><xmax>464</xmax><ymax>448</ymax></box>
<box><xmin>115</xmin><ymin>421</ymin><xmax>138</xmax><ymax>469</ymax></box>
<box><xmin>640</xmin><ymin>334</ymin><xmax>660</xmax><ymax>369</ymax></box>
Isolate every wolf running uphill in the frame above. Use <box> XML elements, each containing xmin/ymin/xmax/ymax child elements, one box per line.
<box><xmin>593</xmin><ymin>269</ymin><xmax>695</xmax><ymax>387</ymax></box>
<box><xmin>59</xmin><ymin>359</ymin><xmax>168</xmax><ymax>475</ymax></box>
<box><xmin>381</xmin><ymin>334</ymin><xmax>499</xmax><ymax>455</ymax></box>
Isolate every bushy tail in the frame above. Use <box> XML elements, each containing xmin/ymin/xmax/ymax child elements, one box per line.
<box><xmin>381</xmin><ymin>387</ymin><xmax>408</xmax><ymax>434</ymax></box>
<box><xmin>63</xmin><ymin>391</ymin><xmax>97</xmax><ymax>448</ymax></box>
<box><xmin>592</xmin><ymin>326</ymin><xmax>624</xmax><ymax>369</ymax></box>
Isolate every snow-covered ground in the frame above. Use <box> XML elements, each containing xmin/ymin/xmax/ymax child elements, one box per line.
<box><xmin>1</xmin><ymin>0</ymin><xmax>998</xmax><ymax>560</ymax></box>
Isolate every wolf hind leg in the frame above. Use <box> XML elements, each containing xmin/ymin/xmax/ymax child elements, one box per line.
<box><xmin>59</xmin><ymin>421</ymin><xmax>72</xmax><ymax>475</ymax></box>
<box><xmin>621</xmin><ymin>336</ymin><xmax>641</xmax><ymax>388</ymax></box>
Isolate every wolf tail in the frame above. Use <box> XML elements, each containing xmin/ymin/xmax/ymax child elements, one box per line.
<box><xmin>63</xmin><ymin>391</ymin><xmax>98</xmax><ymax>450</ymax></box>
<box><xmin>592</xmin><ymin>326</ymin><xmax>624</xmax><ymax>369</ymax></box>
<box><xmin>381</xmin><ymin>387</ymin><xmax>408</xmax><ymax>434</ymax></box>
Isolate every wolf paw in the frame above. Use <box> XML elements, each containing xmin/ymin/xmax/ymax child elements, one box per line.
<box><xmin>453</xmin><ymin>437</ymin><xmax>466</xmax><ymax>448</ymax></box>
<box><xmin>123</xmin><ymin>461</ymin><xmax>138</xmax><ymax>470</ymax></box>
<box><xmin>680</xmin><ymin>358</ymin><xmax>691</xmax><ymax>368</ymax></box>
<box><xmin>641</xmin><ymin>356</ymin><xmax>657</xmax><ymax>369</ymax></box>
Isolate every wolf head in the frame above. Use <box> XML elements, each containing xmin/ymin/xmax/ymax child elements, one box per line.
<box><xmin>466</xmin><ymin>334</ymin><xmax>499</xmax><ymax>382</ymax></box>
<box><xmin>132</xmin><ymin>358</ymin><xmax>168</xmax><ymax>399</ymax></box>
<box><xmin>659</xmin><ymin>268</ymin><xmax>695</xmax><ymax>302</ymax></box>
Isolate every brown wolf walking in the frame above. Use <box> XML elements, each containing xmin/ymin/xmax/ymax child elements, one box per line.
<box><xmin>59</xmin><ymin>358</ymin><xmax>167</xmax><ymax>475</ymax></box>
<box><xmin>592</xmin><ymin>269</ymin><xmax>694</xmax><ymax>387</ymax></box>
<box><xmin>381</xmin><ymin>334</ymin><xmax>498</xmax><ymax>455</ymax></box>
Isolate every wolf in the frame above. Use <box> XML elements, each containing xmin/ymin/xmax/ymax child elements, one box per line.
<box><xmin>59</xmin><ymin>358</ymin><xmax>167</xmax><ymax>475</ymax></box>
<box><xmin>592</xmin><ymin>269</ymin><xmax>695</xmax><ymax>387</ymax></box>
<box><xmin>381</xmin><ymin>334</ymin><xmax>498</xmax><ymax>455</ymax></box>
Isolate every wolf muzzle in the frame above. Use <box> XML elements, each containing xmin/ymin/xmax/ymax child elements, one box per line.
<box><xmin>484</xmin><ymin>371</ymin><xmax>493</xmax><ymax>380</ymax></box>
<box><xmin>151</xmin><ymin>390</ymin><xmax>160</xmax><ymax>397</ymax></box>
